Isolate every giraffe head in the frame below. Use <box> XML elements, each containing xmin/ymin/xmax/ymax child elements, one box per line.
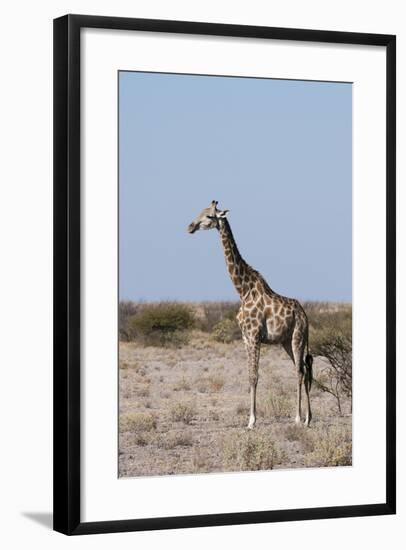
<box><xmin>187</xmin><ymin>201</ymin><xmax>229</xmax><ymax>234</ymax></box>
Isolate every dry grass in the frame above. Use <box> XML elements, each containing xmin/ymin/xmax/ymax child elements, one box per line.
<box><xmin>118</xmin><ymin>301</ymin><xmax>352</xmax><ymax>477</ymax></box>
<box><xmin>119</xmin><ymin>412</ymin><xmax>156</xmax><ymax>433</ymax></box>
<box><xmin>156</xmin><ymin>431</ymin><xmax>193</xmax><ymax>449</ymax></box>
<box><xmin>222</xmin><ymin>431</ymin><xmax>284</xmax><ymax>471</ymax></box>
<box><xmin>304</xmin><ymin>425</ymin><xmax>352</xmax><ymax>467</ymax></box>
<box><xmin>169</xmin><ymin>402</ymin><xmax>196</xmax><ymax>424</ymax></box>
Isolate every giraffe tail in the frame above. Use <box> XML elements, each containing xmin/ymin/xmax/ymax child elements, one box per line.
<box><xmin>305</xmin><ymin>353</ymin><xmax>313</xmax><ymax>391</ymax></box>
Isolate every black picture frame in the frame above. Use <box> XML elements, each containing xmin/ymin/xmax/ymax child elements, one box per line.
<box><xmin>53</xmin><ymin>14</ymin><xmax>396</xmax><ymax>536</ymax></box>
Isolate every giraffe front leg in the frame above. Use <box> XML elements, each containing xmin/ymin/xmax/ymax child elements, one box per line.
<box><xmin>246</xmin><ymin>340</ymin><xmax>260</xmax><ymax>430</ymax></box>
<box><xmin>248</xmin><ymin>379</ymin><xmax>258</xmax><ymax>430</ymax></box>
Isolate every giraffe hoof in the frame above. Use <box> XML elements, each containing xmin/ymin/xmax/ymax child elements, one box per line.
<box><xmin>295</xmin><ymin>415</ymin><xmax>302</xmax><ymax>425</ymax></box>
<box><xmin>247</xmin><ymin>419</ymin><xmax>256</xmax><ymax>430</ymax></box>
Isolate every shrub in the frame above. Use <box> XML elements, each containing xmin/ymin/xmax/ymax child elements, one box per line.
<box><xmin>309</xmin><ymin>306</ymin><xmax>352</xmax><ymax>415</ymax></box>
<box><xmin>130</xmin><ymin>302</ymin><xmax>194</xmax><ymax>347</ymax></box>
<box><xmin>170</xmin><ymin>402</ymin><xmax>196</xmax><ymax>424</ymax></box>
<box><xmin>156</xmin><ymin>431</ymin><xmax>193</xmax><ymax>449</ymax></box>
<box><xmin>223</xmin><ymin>432</ymin><xmax>283</xmax><ymax>471</ymax></box>
<box><xmin>198</xmin><ymin>301</ymin><xmax>240</xmax><ymax>332</ymax></box>
<box><xmin>303</xmin><ymin>303</ymin><xmax>352</xmax><ymax>414</ymax></box>
<box><xmin>119</xmin><ymin>412</ymin><xmax>156</xmax><ymax>433</ymax></box>
<box><xmin>119</xmin><ymin>301</ymin><xmax>140</xmax><ymax>341</ymax></box>
<box><xmin>305</xmin><ymin>425</ymin><xmax>352</xmax><ymax>467</ymax></box>
<box><xmin>211</xmin><ymin>318</ymin><xmax>241</xmax><ymax>343</ymax></box>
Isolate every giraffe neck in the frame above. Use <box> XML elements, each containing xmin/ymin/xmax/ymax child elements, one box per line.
<box><xmin>218</xmin><ymin>219</ymin><xmax>250</xmax><ymax>299</ymax></box>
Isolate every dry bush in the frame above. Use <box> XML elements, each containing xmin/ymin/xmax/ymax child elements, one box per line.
<box><xmin>155</xmin><ymin>431</ymin><xmax>193</xmax><ymax>449</ymax></box>
<box><xmin>223</xmin><ymin>432</ymin><xmax>283</xmax><ymax>471</ymax></box>
<box><xmin>305</xmin><ymin>425</ymin><xmax>352</xmax><ymax>467</ymax></box>
<box><xmin>129</xmin><ymin>302</ymin><xmax>194</xmax><ymax>347</ymax></box>
<box><xmin>119</xmin><ymin>412</ymin><xmax>156</xmax><ymax>433</ymax></box>
<box><xmin>170</xmin><ymin>402</ymin><xmax>196</xmax><ymax>424</ymax></box>
<box><xmin>307</xmin><ymin>304</ymin><xmax>352</xmax><ymax>415</ymax></box>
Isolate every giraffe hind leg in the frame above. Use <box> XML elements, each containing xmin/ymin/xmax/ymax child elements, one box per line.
<box><xmin>284</xmin><ymin>339</ymin><xmax>305</xmax><ymax>425</ymax></box>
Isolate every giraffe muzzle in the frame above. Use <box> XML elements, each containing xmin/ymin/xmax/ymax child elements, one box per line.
<box><xmin>187</xmin><ymin>223</ymin><xmax>197</xmax><ymax>234</ymax></box>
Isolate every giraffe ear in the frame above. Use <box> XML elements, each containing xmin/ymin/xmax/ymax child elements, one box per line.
<box><xmin>218</xmin><ymin>210</ymin><xmax>229</xmax><ymax>218</ymax></box>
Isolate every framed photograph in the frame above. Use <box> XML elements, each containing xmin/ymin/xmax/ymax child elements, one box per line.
<box><xmin>53</xmin><ymin>14</ymin><xmax>396</xmax><ymax>535</ymax></box>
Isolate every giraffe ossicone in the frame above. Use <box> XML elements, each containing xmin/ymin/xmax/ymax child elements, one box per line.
<box><xmin>188</xmin><ymin>201</ymin><xmax>313</xmax><ymax>428</ymax></box>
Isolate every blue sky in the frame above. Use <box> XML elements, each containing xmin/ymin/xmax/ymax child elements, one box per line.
<box><xmin>119</xmin><ymin>71</ymin><xmax>352</xmax><ymax>302</ymax></box>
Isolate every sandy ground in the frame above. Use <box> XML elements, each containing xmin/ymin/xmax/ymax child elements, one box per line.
<box><xmin>119</xmin><ymin>331</ymin><xmax>352</xmax><ymax>477</ymax></box>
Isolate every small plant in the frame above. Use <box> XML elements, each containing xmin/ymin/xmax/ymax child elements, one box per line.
<box><xmin>119</xmin><ymin>412</ymin><xmax>156</xmax><ymax>433</ymax></box>
<box><xmin>170</xmin><ymin>402</ymin><xmax>196</xmax><ymax>424</ymax></box>
<box><xmin>223</xmin><ymin>432</ymin><xmax>283</xmax><ymax>471</ymax></box>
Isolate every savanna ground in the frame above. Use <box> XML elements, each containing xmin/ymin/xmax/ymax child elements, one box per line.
<box><xmin>119</xmin><ymin>301</ymin><xmax>352</xmax><ymax>477</ymax></box>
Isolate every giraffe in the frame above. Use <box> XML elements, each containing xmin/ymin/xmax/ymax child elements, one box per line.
<box><xmin>187</xmin><ymin>201</ymin><xmax>313</xmax><ymax>428</ymax></box>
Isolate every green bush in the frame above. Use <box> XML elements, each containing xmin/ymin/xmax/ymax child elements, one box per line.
<box><xmin>130</xmin><ymin>303</ymin><xmax>194</xmax><ymax>347</ymax></box>
<box><xmin>211</xmin><ymin>318</ymin><xmax>241</xmax><ymax>343</ymax></box>
<box><xmin>197</xmin><ymin>301</ymin><xmax>240</xmax><ymax>332</ymax></box>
